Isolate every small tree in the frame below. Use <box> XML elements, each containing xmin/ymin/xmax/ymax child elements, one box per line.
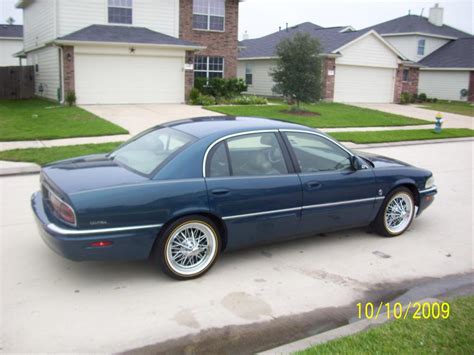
<box><xmin>271</xmin><ymin>32</ymin><xmax>322</xmax><ymax>108</ymax></box>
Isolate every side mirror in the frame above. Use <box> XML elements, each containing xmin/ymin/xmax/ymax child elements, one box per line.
<box><xmin>351</xmin><ymin>156</ymin><xmax>368</xmax><ymax>170</ymax></box>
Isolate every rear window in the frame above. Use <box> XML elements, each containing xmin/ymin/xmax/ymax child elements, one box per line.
<box><xmin>109</xmin><ymin>127</ymin><xmax>195</xmax><ymax>175</ymax></box>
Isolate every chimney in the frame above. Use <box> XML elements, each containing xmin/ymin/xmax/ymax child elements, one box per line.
<box><xmin>428</xmin><ymin>3</ymin><xmax>443</xmax><ymax>26</ymax></box>
<box><xmin>243</xmin><ymin>31</ymin><xmax>249</xmax><ymax>40</ymax></box>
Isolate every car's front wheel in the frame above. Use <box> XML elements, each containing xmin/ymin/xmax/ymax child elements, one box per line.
<box><xmin>373</xmin><ymin>187</ymin><xmax>416</xmax><ymax>237</ymax></box>
<box><xmin>154</xmin><ymin>216</ymin><xmax>221</xmax><ymax>280</ymax></box>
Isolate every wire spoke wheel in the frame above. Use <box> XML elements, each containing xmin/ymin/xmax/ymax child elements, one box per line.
<box><xmin>384</xmin><ymin>192</ymin><xmax>414</xmax><ymax>234</ymax></box>
<box><xmin>165</xmin><ymin>221</ymin><xmax>217</xmax><ymax>277</ymax></box>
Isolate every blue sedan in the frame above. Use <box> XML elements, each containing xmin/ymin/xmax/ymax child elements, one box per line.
<box><xmin>32</xmin><ymin>117</ymin><xmax>437</xmax><ymax>280</ymax></box>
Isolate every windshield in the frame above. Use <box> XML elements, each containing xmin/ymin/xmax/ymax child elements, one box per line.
<box><xmin>109</xmin><ymin>127</ymin><xmax>195</xmax><ymax>175</ymax></box>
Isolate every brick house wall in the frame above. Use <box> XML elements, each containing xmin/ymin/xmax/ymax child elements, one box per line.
<box><xmin>468</xmin><ymin>71</ymin><xmax>474</xmax><ymax>102</ymax></box>
<box><xmin>321</xmin><ymin>57</ymin><xmax>335</xmax><ymax>101</ymax></box>
<box><xmin>179</xmin><ymin>0</ymin><xmax>239</xmax><ymax>96</ymax></box>
<box><xmin>62</xmin><ymin>46</ymin><xmax>75</xmax><ymax>98</ymax></box>
<box><xmin>393</xmin><ymin>65</ymin><xmax>419</xmax><ymax>103</ymax></box>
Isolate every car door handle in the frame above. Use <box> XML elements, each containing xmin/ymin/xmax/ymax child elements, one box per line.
<box><xmin>211</xmin><ymin>188</ymin><xmax>231</xmax><ymax>196</ymax></box>
<box><xmin>306</xmin><ymin>181</ymin><xmax>322</xmax><ymax>190</ymax></box>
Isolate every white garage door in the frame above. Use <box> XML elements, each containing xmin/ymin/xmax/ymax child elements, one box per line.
<box><xmin>75</xmin><ymin>54</ymin><xmax>184</xmax><ymax>104</ymax></box>
<box><xmin>334</xmin><ymin>65</ymin><xmax>395</xmax><ymax>103</ymax></box>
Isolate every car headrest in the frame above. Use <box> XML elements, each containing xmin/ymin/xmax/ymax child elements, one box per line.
<box><xmin>260</xmin><ymin>134</ymin><xmax>276</xmax><ymax>146</ymax></box>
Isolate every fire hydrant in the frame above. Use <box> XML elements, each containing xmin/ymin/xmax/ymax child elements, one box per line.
<box><xmin>434</xmin><ymin>112</ymin><xmax>443</xmax><ymax>133</ymax></box>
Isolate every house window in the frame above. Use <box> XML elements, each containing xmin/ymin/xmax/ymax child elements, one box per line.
<box><xmin>417</xmin><ymin>39</ymin><xmax>425</xmax><ymax>56</ymax></box>
<box><xmin>194</xmin><ymin>56</ymin><xmax>224</xmax><ymax>80</ymax></box>
<box><xmin>108</xmin><ymin>0</ymin><xmax>132</xmax><ymax>24</ymax></box>
<box><xmin>403</xmin><ymin>69</ymin><xmax>409</xmax><ymax>82</ymax></box>
<box><xmin>245</xmin><ymin>64</ymin><xmax>253</xmax><ymax>85</ymax></box>
<box><xmin>193</xmin><ymin>0</ymin><xmax>225</xmax><ymax>31</ymax></box>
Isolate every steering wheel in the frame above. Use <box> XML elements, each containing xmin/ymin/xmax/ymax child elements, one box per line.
<box><xmin>334</xmin><ymin>158</ymin><xmax>349</xmax><ymax>170</ymax></box>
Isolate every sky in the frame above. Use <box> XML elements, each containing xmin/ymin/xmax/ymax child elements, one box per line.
<box><xmin>1</xmin><ymin>0</ymin><xmax>472</xmax><ymax>39</ymax></box>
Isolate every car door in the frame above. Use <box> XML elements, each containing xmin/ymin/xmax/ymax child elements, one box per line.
<box><xmin>205</xmin><ymin>131</ymin><xmax>303</xmax><ymax>250</ymax></box>
<box><xmin>281</xmin><ymin>130</ymin><xmax>377</xmax><ymax>235</ymax></box>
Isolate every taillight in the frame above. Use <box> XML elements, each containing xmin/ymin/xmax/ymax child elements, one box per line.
<box><xmin>49</xmin><ymin>191</ymin><xmax>76</xmax><ymax>226</ymax></box>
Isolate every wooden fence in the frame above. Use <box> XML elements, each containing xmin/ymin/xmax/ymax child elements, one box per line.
<box><xmin>0</xmin><ymin>66</ymin><xmax>35</xmax><ymax>99</ymax></box>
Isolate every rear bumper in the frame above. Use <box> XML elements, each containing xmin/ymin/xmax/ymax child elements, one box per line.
<box><xmin>31</xmin><ymin>191</ymin><xmax>161</xmax><ymax>261</ymax></box>
<box><xmin>416</xmin><ymin>186</ymin><xmax>437</xmax><ymax>217</ymax></box>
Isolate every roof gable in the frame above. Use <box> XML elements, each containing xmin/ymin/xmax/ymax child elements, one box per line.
<box><xmin>364</xmin><ymin>14</ymin><xmax>472</xmax><ymax>39</ymax></box>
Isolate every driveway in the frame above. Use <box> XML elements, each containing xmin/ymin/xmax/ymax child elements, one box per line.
<box><xmin>81</xmin><ymin>104</ymin><xmax>223</xmax><ymax>135</ymax></box>
<box><xmin>353</xmin><ymin>103</ymin><xmax>473</xmax><ymax>129</ymax></box>
<box><xmin>1</xmin><ymin>141</ymin><xmax>472</xmax><ymax>353</ymax></box>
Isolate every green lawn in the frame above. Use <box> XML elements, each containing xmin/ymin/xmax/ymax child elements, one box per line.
<box><xmin>297</xmin><ymin>296</ymin><xmax>474</xmax><ymax>354</ymax></box>
<box><xmin>0</xmin><ymin>142</ymin><xmax>123</xmax><ymax>166</ymax></box>
<box><xmin>205</xmin><ymin>102</ymin><xmax>431</xmax><ymax>128</ymax></box>
<box><xmin>330</xmin><ymin>128</ymin><xmax>474</xmax><ymax>144</ymax></box>
<box><xmin>0</xmin><ymin>99</ymin><xmax>128</xmax><ymax>141</ymax></box>
<box><xmin>420</xmin><ymin>100</ymin><xmax>474</xmax><ymax>117</ymax></box>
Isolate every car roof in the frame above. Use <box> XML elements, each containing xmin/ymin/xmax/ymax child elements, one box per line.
<box><xmin>162</xmin><ymin>116</ymin><xmax>315</xmax><ymax>138</ymax></box>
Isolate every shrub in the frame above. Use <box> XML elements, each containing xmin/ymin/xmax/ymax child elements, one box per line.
<box><xmin>189</xmin><ymin>87</ymin><xmax>200</xmax><ymax>103</ymax></box>
<box><xmin>432</xmin><ymin>97</ymin><xmax>438</xmax><ymax>103</ymax></box>
<box><xmin>194</xmin><ymin>77</ymin><xmax>247</xmax><ymax>99</ymax></box>
<box><xmin>400</xmin><ymin>92</ymin><xmax>411</xmax><ymax>104</ymax></box>
<box><xmin>65</xmin><ymin>90</ymin><xmax>76</xmax><ymax>106</ymax></box>
<box><xmin>410</xmin><ymin>93</ymin><xmax>417</xmax><ymax>103</ymax></box>
<box><xmin>190</xmin><ymin>93</ymin><xmax>216</xmax><ymax>106</ymax></box>
<box><xmin>229</xmin><ymin>95</ymin><xmax>268</xmax><ymax>105</ymax></box>
<box><xmin>418</xmin><ymin>93</ymin><xmax>427</xmax><ymax>102</ymax></box>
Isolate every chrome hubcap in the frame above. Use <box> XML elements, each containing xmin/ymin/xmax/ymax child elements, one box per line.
<box><xmin>166</xmin><ymin>222</ymin><xmax>217</xmax><ymax>276</ymax></box>
<box><xmin>384</xmin><ymin>193</ymin><xmax>414</xmax><ymax>234</ymax></box>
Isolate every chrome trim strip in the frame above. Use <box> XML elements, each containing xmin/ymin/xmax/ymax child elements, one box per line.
<box><xmin>46</xmin><ymin>223</ymin><xmax>163</xmax><ymax>236</ymax></box>
<box><xmin>279</xmin><ymin>129</ymin><xmax>355</xmax><ymax>157</ymax></box>
<box><xmin>222</xmin><ymin>197</ymin><xmax>384</xmax><ymax>220</ymax></box>
<box><xmin>419</xmin><ymin>185</ymin><xmax>437</xmax><ymax>194</ymax></box>
<box><xmin>202</xmin><ymin>129</ymin><xmax>279</xmax><ymax>177</ymax></box>
<box><xmin>302</xmin><ymin>197</ymin><xmax>383</xmax><ymax>210</ymax></box>
<box><xmin>222</xmin><ymin>207</ymin><xmax>301</xmax><ymax>220</ymax></box>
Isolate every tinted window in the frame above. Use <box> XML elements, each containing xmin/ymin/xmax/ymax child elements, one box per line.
<box><xmin>285</xmin><ymin>132</ymin><xmax>351</xmax><ymax>173</ymax></box>
<box><xmin>226</xmin><ymin>133</ymin><xmax>288</xmax><ymax>176</ymax></box>
<box><xmin>110</xmin><ymin>127</ymin><xmax>194</xmax><ymax>175</ymax></box>
<box><xmin>208</xmin><ymin>142</ymin><xmax>230</xmax><ymax>177</ymax></box>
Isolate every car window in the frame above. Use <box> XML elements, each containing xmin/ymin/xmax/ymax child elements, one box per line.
<box><xmin>109</xmin><ymin>127</ymin><xmax>194</xmax><ymax>175</ymax></box>
<box><xmin>225</xmin><ymin>133</ymin><xmax>288</xmax><ymax>176</ymax></box>
<box><xmin>208</xmin><ymin>142</ymin><xmax>230</xmax><ymax>177</ymax></box>
<box><xmin>285</xmin><ymin>132</ymin><xmax>352</xmax><ymax>173</ymax></box>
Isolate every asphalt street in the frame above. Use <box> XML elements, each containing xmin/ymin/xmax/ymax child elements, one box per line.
<box><xmin>1</xmin><ymin>140</ymin><xmax>472</xmax><ymax>353</ymax></box>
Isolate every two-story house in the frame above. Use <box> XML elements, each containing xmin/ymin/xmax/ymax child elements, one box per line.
<box><xmin>0</xmin><ymin>24</ymin><xmax>23</xmax><ymax>66</ymax></box>
<box><xmin>16</xmin><ymin>0</ymin><xmax>240</xmax><ymax>104</ymax></box>
<box><xmin>365</xmin><ymin>3</ymin><xmax>473</xmax><ymax>101</ymax></box>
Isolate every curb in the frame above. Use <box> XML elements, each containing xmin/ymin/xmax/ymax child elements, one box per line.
<box><xmin>0</xmin><ymin>162</ymin><xmax>41</xmax><ymax>176</ymax></box>
<box><xmin>259</xmin><ymin>297</ymin><xmax>442</xmax><ymax>354</ymax></box>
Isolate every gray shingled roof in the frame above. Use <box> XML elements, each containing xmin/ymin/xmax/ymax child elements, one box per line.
<box><xmin>239</xmin><ymin>22</ymin><xmax>370</xmax><ymax>59</ymax></box>
<box><xmin>419</xmin><ymin>37</ymin><xmax>474</xmax><ymax>68</ymax></box>
<box><xmin>364</xmin><ymin>14</ymin><xmax>471</xmax><ymax>38</ymax></box>
<box><xmin>58</xmin><ymin>24</ymin><xmax>199</xmax><ymax>47</ymax></box>
<box><xmin>0</xmin><ymin>24</ymin><xmax>23</xmax><ymax>38</ymax></box>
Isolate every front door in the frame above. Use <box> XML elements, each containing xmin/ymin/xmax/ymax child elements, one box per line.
<box><xmin>205</xmin><ymin>132</ymin><xmax>302</xmax><ymax>250</ymax></box>
<box><xmin>282</xmin><ymin>131</ymin><xmax>377</xmax><ymax>235</ymax></box>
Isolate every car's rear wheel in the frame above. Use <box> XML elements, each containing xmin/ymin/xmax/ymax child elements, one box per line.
<box><xmin>154</xmin><ymin>216</ymin><xmax>221</xmax><ymax>280</ymax></box>
<box><xmin>373</xmin><ymin>187</ymin><xmax>415</xmax><ymax>237</ymax></box>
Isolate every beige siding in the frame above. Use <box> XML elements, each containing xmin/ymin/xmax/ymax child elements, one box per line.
<box><xmin>27</xmin><ymin>46</ymin><xmax>61</xmax><ymax>101</ymax></box>
<box><xmin>58</xmin><ymin>0</ymin><xmax>179</xmax><ymax>38</ymax></box>
<box><xmin>238</xmin><ymin>59</ymin><xmax>278</xmax><ymax>96</ymax></box>
<box><xmin>336</xmin><ymin>34</ymin><xmax>398</xmax><ymax>68</ymax></box>
<box><xmin>23</xmin><ymin>0</ymin><xmax>56</xmax><ymax>50</ymax></box>
<box><xmin>0</xmin><ymin>39</ymin><xmax>23</xmax><ymax>66</ymax></box>
<box><xmin>385</xmin><ymin>35</ymin><xmax>449</xmax><ymax>62</ymax></box>
<box><xmin>418</xmin><ymin>70</ymin><xmax>470</xmax><ymax>101</ymax></box>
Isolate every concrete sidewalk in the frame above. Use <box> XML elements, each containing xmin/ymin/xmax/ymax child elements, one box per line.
<box><xmin>352</xmin><ymin>103</ymin><xmax>473</xmax><ymax>129</ymax></box>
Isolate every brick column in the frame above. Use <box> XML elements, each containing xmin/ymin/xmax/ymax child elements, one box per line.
<box><xmin>468</xmin><ymin>71</ymin><xmax>474</xmax><ymax>102</ymax></box>
<box><xmin>62</xmin><ymin>46</ymin><xmax>75</xmax><ymax>96</ymax></box>
<box><xmin>401</xmin><ymin>67</ymin><xmax>419</xmax><ymax>95</ymax></box>
<box><xmin>184</xmin><ymin>50</ymin><xmax>195</xmax><ymax>100</ymax></box>
<box><xmin>322</xmin><ymin>57</ymin><xmax>335</xmax><ymax>101</ymax></box>
<box><xmin>393</xmin><ymin>64</ymin><xmax>403</xmax><ymax>103</ymax></box>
